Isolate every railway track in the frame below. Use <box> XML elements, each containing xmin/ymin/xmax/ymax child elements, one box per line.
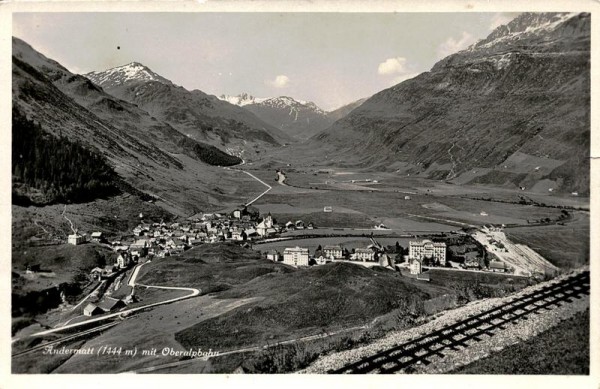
<box><xmin>329</xmin><ymin>270</ymin><xmax>590</xmax><ymax>374</ymax></box>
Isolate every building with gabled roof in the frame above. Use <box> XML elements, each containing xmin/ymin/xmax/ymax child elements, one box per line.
<box><xmin>409</xmin><ymin>257</ymin><xmax>423</xmax><ymax>275</ymax></box>
<box><xmin>97</xmin><ymin>297</ymin><xmax>126</xmax><ymax>313</ymax></box>
<box><xmin>324</xmin><ymin>245</ymin><xmax>343</xmax><ymax>260</ymax></box>
<box><xmin>489</xmin><ymin>260</ymin><xmax>507</xmax><ymax>273</ymax></box>
<box><xmin>353</xmin><ymin>248</ymin><xmax>375</xmax><ymax>262</ymax></box>
<box><xmin>90</xmin><ymin>231</ymin><xmax>104</xmax><ymax>242</ymax></box>
<box><xmin>68</xmin><ymin>233</ymin><xmax>86</xmax><ymax>245</ymax></box>
<box><xmin>83</xmin><ymin>303</ymin><xmax>103</xmax><ymax>316</ymax></box>
<box><xmin>266</xmin><ymin>250</ymin><xmax>280</xmax><ymax>261</ymax></box>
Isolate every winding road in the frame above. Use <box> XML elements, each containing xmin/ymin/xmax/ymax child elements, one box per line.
<box><xmin>240</xmin><ymin>170</ymin><xmax>272</xmax><ymax>206</ymax></box>
<box><xmin>22</xmin><ymin>261</ymin><xmax>200</xmax><ymax>338</ymax></box>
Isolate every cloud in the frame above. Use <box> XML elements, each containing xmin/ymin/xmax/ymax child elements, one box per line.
<box><xmin>268</xmin><ymin>74</ymin><xmax>290</xmax><ymax>88</ymax></box>
<box><xmin>377</xmin><ymin>57</ymin><xmax>408</xmax><ymax>75</ymax></box>
<box><xmin>437</xmin><ymin>31</ymin><xmax>477</xmax><ymax>58</ymax></box>
<box><xmin>377</xmin><ymin>57</ymin><xmax>420</xmax><ymax>86</ymax></box>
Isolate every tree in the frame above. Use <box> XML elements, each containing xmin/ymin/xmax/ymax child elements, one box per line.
<box><xmin>12</xmin><ymin>107</ymin><xmax>119</xmax><ymax>205</ymax></box>
<box><xmin>395</xmin><ymin>253</ymin><xmax>404</xmax><ymax>264</ymax></box>
<box><xmin>343</xmin><ymin>248</ymin><xmax>350</xmax><ymax>259</ymax></box>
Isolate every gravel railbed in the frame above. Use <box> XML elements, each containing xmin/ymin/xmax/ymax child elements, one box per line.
<box><xmin>301</xmin><ymin>268</ymin><xmax>589</xmax><ymax>374</ymax></box>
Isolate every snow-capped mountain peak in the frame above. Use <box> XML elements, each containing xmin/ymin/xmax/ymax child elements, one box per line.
<box><xmin>85</xmin><ymin>62</ymin><xmax>173</xmax><ymax>88</ymax></box>
<box><xmin>471</xmin><ymin>12</ymin><xmax>582</xmax><ymax>51</ymax></box>
<box><xmin>259</xmin><ymin>96</ymin><xmax>326</xmax><ymax>114</ymax></box>
<box><xmin>218</xmin><ymin>93</ymin><xmax>326</xmax><ymax>114</ymax></box>
<box><xmin>218</xmin><ymin>93</ymin><xmax>269</xmax><ymax>106</ymax></box>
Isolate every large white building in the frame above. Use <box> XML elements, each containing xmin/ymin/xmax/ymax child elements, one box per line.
<box><xmin>353</xmin><ymin>248</ymin><xmax>375</xmax><ymax>262</ymax></box>
<box><xmin>409</xmin><ymin>240</ymin><xmax>447</xmax><ymax>265</ymax></box>
<box><xmin>324</xmin><ymin>245</ymin><xmax>343</xmax><ymax>260</ymax></box>
<box><xmin>283</xmin><ymin>246</ymin><xmax>309</xmax><ymax>267</ymax></box>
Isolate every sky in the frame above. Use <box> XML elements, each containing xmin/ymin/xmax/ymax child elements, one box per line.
<box><xmin>13</xmin><ymin>12</ymin><xmax>519</xmax><ymax>111</ymax></box>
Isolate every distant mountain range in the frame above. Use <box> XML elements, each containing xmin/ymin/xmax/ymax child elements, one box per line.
<box><xmin>12</xmin><ymin>37</ymin><xmax>269</xmax><ymax>213</ymax></box>
<box><xmin>312</xmin><ymin>12</ymin><xmax>590</xmax><ymax>194</ymax></box>
<box><xmin>11</xmin><ymin>37</ymin><xmax>364</xmax><ymax>213</ymax></box>
<box><xmin>218</xmin><ymin>93</ymin><xmax>269</xmax><ymax>107</ymax></box>
<box><xmin>219</xmin><ymin>94</ymin><xmax>367</xmax><ymax>140</ymax></box>
<box><xmin>85</xmin><ymin>63</ymin><xmax>290</xmax><ymax>158</ymax></box>
<box><xmin>13</xmin><ymin>11</ymin><xmax>588</xmax><ymax>212</ymax></box>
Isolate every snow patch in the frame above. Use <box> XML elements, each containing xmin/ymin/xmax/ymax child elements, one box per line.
<box><xmin>218</xmin><ymin>93</ymin><xmax>269</xmax><ymax>106</ymax></box>
<box><xmin>86</xmin><ymin>62</ymin><xmax>172</xmax><ymax>87</ymax></box>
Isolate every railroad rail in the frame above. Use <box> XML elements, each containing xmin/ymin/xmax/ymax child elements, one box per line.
<box><xmin>329</xmin><ymin>270</ymin><xmax>590</xmax><ymax>374</ymax></box>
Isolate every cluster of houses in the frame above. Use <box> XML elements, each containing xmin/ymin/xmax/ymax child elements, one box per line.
<box><xmin>266</xmin><ymin>240</ymin><xmax>449</xmax><ymax>277</ymax></box>
<box><xmin>270</xmin><ymin>244</ymin><xmax>382</xmax><ymax>268</ymax></box>
<box><xmin>73</xmin><ymin>206</ymin><xmax>321</xmax><ymax>281</ymax></box>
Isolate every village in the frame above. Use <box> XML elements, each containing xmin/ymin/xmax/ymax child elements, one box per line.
<box><xmin>54</xmin><ymin>203</ymin><xmax>532</xmax><ymax>320</ymax></box>
<box><xmin>66</xmin><ymin>204</ymin><xmax>317</xmax><ymax>273</ymax></box>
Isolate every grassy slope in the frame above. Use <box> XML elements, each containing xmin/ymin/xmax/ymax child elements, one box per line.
<box><xmin>505</xmin><ymin>211</ymin><xmax>589</xmax><ymax>269</ymax></box>
<box><xmin>139</xmin><ymin>243</ymin><xmax>536</xmax><ymax>354</ymax></box>
<box><xmin>137</xmin><ymin>242</ymin><xmax>295</xmax><ymax>294</ymax></box>
<box><xmin>453</xmin><ymin>310</ymin><xmax>589</xmax><ymax>374</ymax></box>
<box><xmin>174</xmin><ymin>263</ymin><xmax>446</xmax><ymax>351</ymax></box>
<box><xmin>12</xmin><ymin>243</ymin><xmax>116</xmax><ymax>293</ymax></box>
<box><xmin>12</xmin><ymin>339</ymin><xmax>88</xmax><ymax>374</ymax></box>
<box><xmin>12</xmin><ymin>195</ymin><xmax>174</xmax><ymax>246</ymax></box>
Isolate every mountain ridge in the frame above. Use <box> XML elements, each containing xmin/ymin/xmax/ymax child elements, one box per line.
<box><xmin>311</xmin><ymin>12</ymin><xmax>590</xmax><ymax>194</ymax></box>
<box><xmin>86</xmin><ymin>62</ymin><xmax>174</xmax><ymax>88</ymax></box>
<box><xmin>235</xmin><ymin>95</ymin><xmax>334</xmax><ymax>141</ymax></box>
<box><xmin>85</xmin><ymin>65</ymin><xmax>291</xmax><ymax>159</ymax></box>
<box><xmin>12</xmin><ymin>37</ymin><xmax>257</xmax><ymax>215</ymax></box>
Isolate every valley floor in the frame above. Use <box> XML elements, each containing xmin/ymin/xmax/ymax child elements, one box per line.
<box><xmin>11</xmin><ymin>160</ymin><xmax>590</xmax><ymax>374</ymax></box>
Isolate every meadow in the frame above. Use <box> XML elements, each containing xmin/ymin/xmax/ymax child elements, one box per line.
<box><xmin>454</xmin><ymin>309</ymin><xmax>589</xmax><ymax>374</ymax></box>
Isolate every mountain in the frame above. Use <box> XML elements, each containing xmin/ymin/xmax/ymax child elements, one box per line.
<box><xmin>85</xmin><ymin>64</ymin><xmax>290</xmax><ymax>158</ymax></box>
<box><xmin>86</xmin><ymin>62</ymin><xmax>173</xmax><ymax>88</ymax></box>
<box><xmin>313</xmin><ymin>12</ymin><xmax>590</xmax><ymax>194</ymax></box>
<box><xmin>219</xmin><ymin>94</ymin><xmax>369</xmax><ymax>140</ymax></box>
<box><xmin>327</xmin><ymin>98</ymin><xmax>368</xmax><ymax>121</ymax></box>
<box><xmin>12</xmin><ymin>37</ymin><xmax>257</xmax><ymax>214</ymax></box>
<box><xmin>241</xmin><ymin>96</ymin><xmax>335</xmax><ymax>141</ymax></box>
<box><xmin>218</xmin><ymin>93</ymin><xmax>268</xmax><ymax>107</ymax></box>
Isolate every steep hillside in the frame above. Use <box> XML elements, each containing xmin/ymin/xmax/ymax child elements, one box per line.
<box><xmin>327</xmin><ymin>97</ymin><xmax>367</xmax><ymax>122</ymax></box>
<box><xmin>13</xmin><ymin>37</ymin><xmax>256</xmax><ymax>215</ymax></box>
<box><xmin>242</xmin><ymin>96</ymin><xmax>334</xmax><ymax>140</ymax></box>
<box><xmin>12</xmin><ymin>107</ymin><xmax>118</xmax><ymax>205</ymax></box>
<box><xmin>86</xmin><ymin>64</ymin><xmax>290</xmax><ymax>158</ymax></box>
<box><xmin>313</xmin><ymin>13</ymin><xmax>590</xmax><ymax>194</ymax></box>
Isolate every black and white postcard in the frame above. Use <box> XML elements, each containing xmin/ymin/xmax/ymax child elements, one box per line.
<box><xmin>2</xmin><ymin>1</ymin><xmax>598</xmax><ymax>387</ymax></box>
